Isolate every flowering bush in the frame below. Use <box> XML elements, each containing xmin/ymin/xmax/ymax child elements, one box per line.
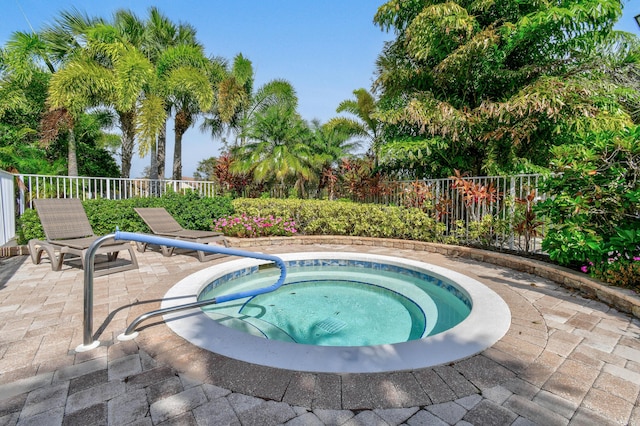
<box><xmin>230</xmin><ymin>198</ymin><xmax>446</xmax><ymax>242</ymax></box>
<box><xmin>581</xmin><ymin>254</ymin><xmax>640</xmax><ymax>291</ymax></box>
<box><xmin>536</xmin><ymin>127</ymin><xmax>640</xmax><ymax>290</ymax></box>
<box><xmin>213</xmin><ymin>214</ymin><xmax>297</xmax><ymax>238</ymax></box>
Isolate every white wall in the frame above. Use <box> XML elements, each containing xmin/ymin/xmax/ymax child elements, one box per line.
<box><xmin>0</xmin><ymin>170</ymin><xmax>15</xmax><ymax>246</ymax></box>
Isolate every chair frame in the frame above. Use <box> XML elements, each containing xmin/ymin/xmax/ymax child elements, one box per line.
<box><xmin>134</xmin><ymin>207</ymin><xmax>229</xmax><ymax>262</ymax></box>
<box><xmin>30</xmin><ymin>198</ymin><xmax>138</xmax><ymax>276</ymax></box>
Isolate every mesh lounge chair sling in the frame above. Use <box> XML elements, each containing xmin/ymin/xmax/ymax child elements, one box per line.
<box><xmin>29</xmin><ymin>198</ymin><xmax>138</xmax><ymax>276</ymax></box>
<box><xmin>134</xmin><ymin>207</ymin><xmax>228</xmax><ymax>261</ymax></box>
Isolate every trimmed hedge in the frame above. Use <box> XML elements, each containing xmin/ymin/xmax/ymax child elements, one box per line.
<box><xmin>230</xmin><ymin>198</ymin><xmax>447</xmax><ymax>242</ymax></box>
<box><xmin>16</xmin><ymin>192</ymin><xmax>234</xmax><ymax>244</ymax></box>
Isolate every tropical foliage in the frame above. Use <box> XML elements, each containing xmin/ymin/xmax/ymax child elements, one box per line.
<box><xmin>202</xmin><ymin>54</ymin><xmax>298</xmax><ymax>148</ymax></box>
<box><xmin>327</xmin><ymin>88</ymin><xmax>381</xmax><ymax>163</ymax></box>
<box><xmin>535</xmin><ymin>125</ymin><xmax>640</xmax><ymax>287</ymax></box>
<box><xmin>5</xmin><ymin>4</ymin><xmax>640</xmax><ymax>292</ymax></box>
<box><xmin>372</xmin><ymin>0</ymin><xmax>639</xmax><ymax>178</ymax></box>
<box><xmin>1</xmin><ymin>8</ymin><xmax>221</xmax><ymax>179</ymax></box>
<box><xmin>0</xmin><ymin>38</ymin><xmax>118</xmax><ymax>176</ymax></box>
<box><xmin>231</xmin><ymin>197</ymin><xmax>446</xmax><ymax>241</ymax></box>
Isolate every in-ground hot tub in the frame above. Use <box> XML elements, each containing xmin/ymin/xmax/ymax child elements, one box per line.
<box><xmin>161</xmin><ymin>252</ymin><xmax>511</xmax><ymax>373</ymax></box>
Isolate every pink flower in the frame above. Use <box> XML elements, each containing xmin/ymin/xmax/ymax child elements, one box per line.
<box><xmin>633</xmin><ymin>257</ymin><xmax>640</xmax><ymax>261</ymax></box>
<box><xmin>580</xmin><ymin>265</ymin><xmax>588</xmax><ymax>273</ymax></box>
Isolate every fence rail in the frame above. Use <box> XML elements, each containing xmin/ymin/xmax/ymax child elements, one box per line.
<box><xmin>16</xmin><ymin>174</ymin><xmax>221</xmax><ymax>213</ymax></box>
<box><xmin>379</xmin><ymin>174</ymin><xmax>547</xmax><ymax>253</ymax></box>
<box><xmin>10</xmin><ymin>172</ymin><xmax>548</xmax><ymax>254</ymax></box>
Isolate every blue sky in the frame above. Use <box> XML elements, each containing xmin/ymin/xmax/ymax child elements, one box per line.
<box><xmin>1</xmin><ymin>1</ymin><xmax>639</xmax><ymax>178</ymax></box>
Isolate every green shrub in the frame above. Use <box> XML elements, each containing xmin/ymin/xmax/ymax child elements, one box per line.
<box><xmin>448</xmin><ymin>216</ymin><xmax>510</xmax><ymax>249</ymax></box>
<box><xmin>16</xmin><ymin>208</ymin><xmax>44</xmax><ymax>243</ymax></box>
<box><xmin>590</xmin><ymin>258</ymin><xmax>640</xmax><ymax>289</ymax></box>
<box><xmin>535</xmin><ymin>126</ymin><xmax>640</xmax><ymax>287</ymax></box>
<box><xmin>214</xmin><ymin>214</ymin><xmax>297</xmax><ymax>237</ymax></box>
<box><xmin>231</xmin><ymin>198</ymin><xmax>444</xmax><ymax>242</ymax></box>
<box><xmin>16</xmin><ymin>192</ymin><xmax>234</xmax><ymax>244</ymax></box>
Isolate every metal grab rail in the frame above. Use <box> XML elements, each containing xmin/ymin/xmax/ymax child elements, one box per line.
<box><xmin>76</xmin><ymin>231</ymin><xmax>287</xmax><ymax>352</ymax></box>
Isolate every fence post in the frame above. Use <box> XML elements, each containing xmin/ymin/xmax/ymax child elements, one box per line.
<box><xmin>508</xmin><ymin>176</ymin><xmax>516</xmax><ymax>251</ymax></box>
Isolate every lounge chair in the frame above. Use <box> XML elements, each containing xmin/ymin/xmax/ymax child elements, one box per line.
<box><xmin>29</xmin><ymin>198</ymin><xmax>138</xmax><ymax>276</ymax></box>
<box><xmin>134</xmin><ymin>207</ymin><xmax>229</xmax><ymax>261</ymax></box>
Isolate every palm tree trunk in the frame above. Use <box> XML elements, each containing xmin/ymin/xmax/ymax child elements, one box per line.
<box><xmin>149</xmin><ymin>138</ymin><xmax>160</xmax><ymax>195</ymax></box>
<box><xmin>149</xmin><ymin>141</ymin><xmax>158</xmax><ymax>180</ymax></box>
<box><xmin>172</xmin><ymin>129</ymin><xmax>183</xmax><ymax>180</ymax></box>
<box><xmin>173</xmin><ymin>110</ymin><xmax>191</xmax><ymax>180</ymax></box>
<box><xmin>157</xmin><ymin>110</ymin><xmax>169</xmax><ymax>179</ymax></box>
<box><xmin>67</xmin><ymin>128</ymin><xmax>78</xmax><ymax>176</ymax></box>
<box><xmin>119</xmin><ymin>110</ymin><xmax>136</xmax><ymax>178</ymax></box>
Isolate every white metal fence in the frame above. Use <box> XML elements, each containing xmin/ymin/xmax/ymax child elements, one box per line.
<box><xmin>265</xmin><ymin>173</ymin><xmax>548</xmax><ymax>253</ymax></box>
<box><xmin>11</xmin><ymin>172</ymin><xmax>548</xmax><ymax>254</ymax></box>
<box><xmin>16</xmin><ymin>174</ymin><xmax>221</xmax><ymax>213</ymax></box>
<box><xmin>379</xmin><ymin>174</ymin><xmax>548</xmax><ymax>253</ymax></box>
<box><xmin>0</xmin><ymin>170</ymin><xmax>15</xmax><ymax>246</ymax></box>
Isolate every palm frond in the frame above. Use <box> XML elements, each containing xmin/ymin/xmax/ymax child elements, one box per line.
<box><xmin>136</xmin><ymin>93</ymin><xmax>166</xmax><ymax>156</ymax></box>
<box><xmin>48</xmin><ymin>58</ymin><xmax>113</xmax><ymax>114</ymax></box>
<box><xmin>252</xmin><ymin>79</ymin><xmax>297</xmax><ymax>114</ymax></box>
<box><xmin>231</xmin><ymin>54</ymin><xmax>254</xmax><ymax>90</ymax></box>
<box><xmin>165</xmin><ymin>66</ymin><xmax>213</xmax><ymax>111</ymax></box>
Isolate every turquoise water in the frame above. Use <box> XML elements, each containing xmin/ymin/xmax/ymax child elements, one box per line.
<box><xmin>199</xmin><ymin>264</ymin><xmax>471</xmax><ymax>347</ymax></box>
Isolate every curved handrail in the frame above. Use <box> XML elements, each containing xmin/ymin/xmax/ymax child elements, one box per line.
<box><xmin>77</xmin><ymin>231</ymin><xmax>286</xmax><ymax>351</ymax></box>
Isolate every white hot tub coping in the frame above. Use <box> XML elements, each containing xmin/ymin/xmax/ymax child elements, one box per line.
<box><xmin>161</xmin><ymin>252</ymin><xmax>511</xmax><ymax>373</ymax></box>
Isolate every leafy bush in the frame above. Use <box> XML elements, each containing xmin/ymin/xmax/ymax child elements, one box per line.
<box><xmin>535</xmin><ymin>127</ymin><xmax>640</xmax><ymax>289</ymax></box>
<box><xmin>16</xmin><ymin>192</ymin><xmax>234</xmax><ymax>244</ymax></box>
<box><xmin>231</xmin><ymin>198</ymin><xmax>445</xmax><ymax>242</ymax></box>
<box><xmin>590</xmin><ymin>257</ymin><xmax>640</xmax><ymax>289</ymax></box>
<box><xmin>214</xmin><ymin>214</ymin><xmax>297</xmax><ymax>237</ymax></box>
<box><xmin>449</xmin><ymin>216</ymin><xmax>510</xmax><ymax>249</ymax></box>
<box><xmin>15</xmin><ymin>208</ymin><xmax>43</xmax><ymax>243</ymax></box>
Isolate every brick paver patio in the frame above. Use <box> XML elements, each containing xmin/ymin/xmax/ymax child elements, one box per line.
<box><xmin>1</xmin><ymin>237</ymin><xmax>639</xmax><ymax>425</ymax></box>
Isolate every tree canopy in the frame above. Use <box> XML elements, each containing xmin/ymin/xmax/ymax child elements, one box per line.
<box><xmin>372</xmin><ymin>0</ymin><xmax>640</xmax><ymax>178</ymax></box>
<box><xmin>3</xmin><ymin>3</ymin><xmax>638</xmax><ymax>185</ymax></box>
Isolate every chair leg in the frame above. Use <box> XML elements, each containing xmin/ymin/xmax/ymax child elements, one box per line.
<box><xmin>28</xmin><ymin>239</ymin><xmax>44</xmax><ymax>264</ymax></box>
<box><xmin>28</xmin><ymin>239</ymin><xmax>61</xmax><ymax>270</ymax></box>
<box><xmin>127</xmin><ymin>245</ymin><xmax>139</xmax><ymax>270</ymax></box>
<box><xmin>53</xmin><ymin>250</ymin><xmax>66</xmax><ymax>271</ymax></box>
<box><xmin>160</xmin><ymin>245</ymin><xmax>175</xmax><ymax>257</ymax></box>
<box><xmin>196</xmin><ymin>238</ymin><xmax>228</xmax><ymax>262</ymax></box>
<box><xmin>93</xmin><ymin>245</ymin><xmax>139</xmax><ymax>277</ymax></box>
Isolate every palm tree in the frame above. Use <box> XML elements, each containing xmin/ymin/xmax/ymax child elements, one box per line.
<box><xmin>2</xmin><ymin>23</ymin><xmax>86</xmax><ymax>175</ymax></box>
<box><xmin>231</xmin><ymin>105</ymin><xmax>313</xmax><ymax>195</ymax></box>
<box><xmin>2</xmin><ymin>31</ymin><xmax>57</xmax><ymax>79</ymax></box>
<box><xmin>151</xmin><ymin>45</ymin><xmax>215</xmax><ymax>180</ymax></box>
<box><xmin>38</xmin><ymin>9</ymin><xmax>108</xmax><ymax>177</ymax></box>
<box><xmin>138</xmin><ymin>7</ymin><xmax>200</xmax><ymax>180</ymax></box>
<box><xmin>202</xmin><ymin>54</ymin><xmax>297</xmax><ymax>147</ymax></box>
<box><xmin>327</xmin><ymin>88</ymin><xmax>382</xmax><ymax>164</ymax></box>
<box><xmin>47</xmin><ymin>10</ymin><xmax>155</xmax><ymax>178</ymax></box>
<box><xmin>308</xmin><ymin>119</ymin><xmax>360</xmax><ymax>198</ymax></box>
